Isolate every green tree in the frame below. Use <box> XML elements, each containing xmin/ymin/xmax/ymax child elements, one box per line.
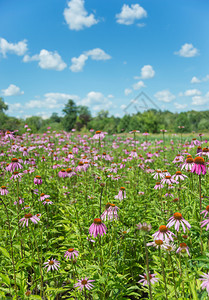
<box><xmin>0</xmin><ymin>97</ymin><xmax>8</xmax><ymax>112</ymax></box>
<box><xmin>50</xmin><ymin>112</ymin><xmax>61</xmax><ymax>123</ymax></box>
<box><xmin>62</xmin><ymin>99</ymin><xmax>77</xmax><ymax>131</ymax></box>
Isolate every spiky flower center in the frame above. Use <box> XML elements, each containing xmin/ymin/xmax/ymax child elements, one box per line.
<box><xmin>1</xmin><ymin>186</ymin><xmax>6</xmax><ymax>189</ymax></box>
<box><xmin>61</xmin><ymin>169</ymin><xmax>66</xmax><ymax>172</ymax></box>
<box><xmin>176</xmin><ymin>171</ymin><xmax>182</xmax><ymax>175</ymax></box>
<box><xmin>203</xmin><ymin>148</ymin><xmax>209</xmax><ymax>152</ymax></box>
<box><xmin>144</xmin><ymin>274</ymin><xmax>152</xmax><ymax>280</ymax></box>
<box><xmin>94</xmin><ymin>218</ymin><xmax>102</xmax><ymax>225</ymax></box>
<box><xmin>120</xmin><ymin>187</ymin><xmax>125</xmax><ymax>190</ymax></box>
<box><xmin>78</xmin><ymin>162</ymin><xmax>84</xmax><ymax>166</ymax></box>
<box><xmin>35</xmin><ymin>175</ymin><xmax>41</xmax><ymax>179</ymax></box>
<box><xmin>159</xmin><ymin>225</ymin><xmax>168</xmax><ymax>233</ymax></box>
<box><xmin>25</xmin><ymin>213</ymin><xmax>32</xmax><ymax>219</ymax></box>
<box><xmin>155</xmin><ymin>240</ymin><xmax>163</xmax><ymax>245</ymax></box>
<box><xmin>45</xmin><ymin>199</ymin><xmax>50</xmax><ymax>202</ymax></box>
<box><xmin>174</xmin><ymin>212</ymin><xmax>182</xmax><ymax>220</ymax></box>
<box><xmin>165</xmin><ymin>176</ymin><xmax>171</xmax><ymax>179</ymax></box>
<box><xmin>180</xmin><ymin>243</ymin><xmax>187</xmax><ymax>248</ymax></box>
<box><xmin>96</xmin><ymin>131</ymin><xmax>101</xmax><ymax>134</ymax></box>
<box><xmin>41</xmin><ymin>193</ymin><xmax>45</xmax><ymax>197</ymax></box>
<box><xmin>66</xmin><ymin>168</ymin><xmax>72</xmax><ymax>173</ymax></box>
<box><xmin>81</xmin><ymin>279</ymin><xmax>88</xmax><ymax>285</ymax></box>
<box><xmin>186</xmin><ymin>158</ymin><xmax>194</xmax><ymax>163</ymax></box>
<box><xmin>194</xmin><ymin>156</ymin><xmax>205</xmax><ymax>165</ymax></box>
<box><xmin>49</xmin><ymin>260</ymin><xmax>54</xmax><ymax>265</ymax></box>
<box><xmin>68</xmin><ymin>248</ymin><xmax>74</xmax><ymax>252</ymax></box>
<box><xmin>123</xmin><ymin>231</ymin><xmax>127</xmax><ymax>234</ymax></box>
<box><xmin>12</xmin><ymin>158</ymin><xmax>18</xmax><ymax>162</ymax></box>
<box><xmin>156</xmin><ymin>182</ymin><xmax>160</xmax><ymax>185</ymax></box>
<box><xmin>206</xmin><ymin>205</ymin><xmax>209</xmax><ymax>212</ymax></box>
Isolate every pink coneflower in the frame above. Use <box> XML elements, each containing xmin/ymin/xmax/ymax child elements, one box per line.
<box><xmin>40</xmin><ymin>193</ymin><xmax>50</xmax><ymax>201</ymax></box>
<box><xmin>76</xmin><ymin>162</ymin><xmax>85</xmax><ymax>172</ymax></box>
<box><xmin>58</xmin><ymin>169</ymin><xmax>67</xmax><ymax>178</ymax></box>
<box><xmin>86</xmin><ymin>236</ymin><xmax>96</xmax><ymax>243</ymax></box>
<box><xmin>101</xmin><ymin>203</ymin><xmax>119</xmax><ymax>221</ymax></box>
<box><xmin>176</xmin><ymin>242</ymin><xmax>190</xmax><ymax>256</ymax></box>
<box><xmin>152</xmin><ymin>170</ymin><xmax>164</xmax><ymax>180</ymax></box>
<box><xmin>136</xmin><ymin>222</ymin><xmax>152</xmax><ymax>232</ymax></box>
<box><xmin>181</xmin><ymin>157</ymin><xmax>194</xmax><ymax>171</ymax></box>
<box><xmin>154</xmin><ymin>182</ymin><xmax>164</xmax><ymax>190</ymax></box>
<box><xmin>92</xmin><ymin>130</ymin><xmax>106</xmax><ymax>140</ymax></box>
<box><xmin>191</xmin><ymin>157</ymin><xmax>207</xmax><ymax>175</ymax></box>
<box><xmin>0</xmin><ymin>186</ymin><xmax>8</xmax><ymax>195</ymax></box>
<box><xmin>201</xmin><ymin>218</ymin><xmax>209</xmax><ymax>231</ymax></box>
<box><xmin>43</xmin><ymin>199</ymin><xmax>53</xmax><ymax>205</ymax></box>
<box><xmin>14</xmin><ymin>198</ymin><xmax>24</xmax><ymax>205</ymax></box>
<box><xmin>6</xmin><ymin>158</ymin><xmax>23</xmax><ymax>172</ymax></box>
<box><xmin>172</xmin><ymin>171</ymin><xmax>188</xmax><ymax>181</ymax></box>
<box><xmin>114</xmin><ymin>187</ymin><xmax>126</xmax><ymax>200</ymax></box>
<box><xmin>199</xmin><ymin>273</ymin><xmax>209</xmax><ymax>296</ymax></box>
<box><xmin>167</xmin><ymin>213</ymin><xmax>191</xmax><ymax>232</ymax></box>
<box><xmin>138</xmin><ymin>273</ymin><xmax>159</xmax><ymax>286</ymax></box>
<box><xmin>64</xmin><ymin>248</ymin><xmax>79</xmax><ymax>260</ymax></box>
<box><xmin>74</xmin><ymin>277</ymin><xmax>95</xmax><ymax>291</ymax></box>
<box><xmin>161</xmin><ymin>176</ymin><xmax>178</xmax><ymax>185</ymax></box>
<box><xmin>19</xmin><ymin>213</ymin><xmax>40</xmax><ymax>227</ymax></box>
<box><xmin>43</xmin><ymin>259</ymin><xmax>60</xmax><ymax>272</ymax></box>
<box><xmin>152</xmin><ymin>225</ymin><xmax>176</xmax><ymax>241</ymax></box>
<box><xmin>143</xmin><ymin>132</ymin><xmax>149</xmax><ymax>136</ymax></box>
<box><xmin>147</xmin><ymin>239</ymin><xmax>164</xmax><ymax>249</ymax></box>
<box><xmin>34</xmin><ymin>175</ymin><xmax>43</xmax><ymax>185</ymax></box>
<box><xmin>200</xmin><ymin>206</ymin><xmax>209</xmax><ymax>218</ymax></box>
<box><xmin>89</xmin><ymin>218</ymin><xmax>107</xmax><ymax>237</ymax></box>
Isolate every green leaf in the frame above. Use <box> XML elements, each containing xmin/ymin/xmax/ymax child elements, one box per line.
<box><xmin>0</xmin><ymin>247</ymin><xmax>10</xmax><ymax>259</ymax></box>
<box><xmin>0</xmin><ymin>273</ymin><xmax>10</xmax><ymax>286</ymax></box>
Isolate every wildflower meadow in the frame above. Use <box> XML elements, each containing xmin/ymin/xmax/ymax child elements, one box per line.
<box><xmin>1</xmin><ymin>128</ymin><xmax>209</xmax><ymax>299</ymax></box>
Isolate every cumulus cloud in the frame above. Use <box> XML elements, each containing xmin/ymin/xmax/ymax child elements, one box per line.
<box><xmin>154</xmin><ymin>90</ymin><xmax>176</xmax><ymax>103</ymax></box>
<box><xmin>23</xmin><ymin>49</ymin><xmax>67</xmax><ymax>71</ymax></box>
<box><xmin>132</xmin><ymin>80</ymin><xmax>145</xmax><ymax>90</ymax></box>
<box><xmin>26</xmin><ymin>93</ymin><xmax>79</xmax><ymax>109</ymax></box>
<box><xmin>70</xmin><ymin>48</ymin><xmax>111</xmax><ymax>72</ymax></box>
<box><xmin>124</xmin><ymin>88</ymin><xmax>132</xmax><ymax>96</ymax></box>
<box><xmin>1</xmin><ymin>84</ymin><xmax>24</xmax><ymax>96</ymax></box>
<box><xmin>7</xmin><ymin>102</ymin><xmax>23</xmax><ymax>113</ymax></box>
<box><xmin>0</xmin><ymin>37</ymin><xmax>28</xmax><ymax>57</ymax></box>
<box><xmin>116</xmin><ymin>4</ymin><xmax>147</xmax><ymax>25</ymax></box>
<box><xmin>184</xmin><ymin>89</ymin><xmax>201</xmax><ymax>97</ymax></box>
<box><xmin>174</xmin><ymin>102</ymin><xmax>188</xmax><ymax>110</ymax></box>
<box><xmin>192</xmin><ymin>92</ymin><xmax>209</xmax><ymax>106</ymax></box>
<box><xmin>64</xmin><ymin>0</ymin><xmax>98</xmax><ymax>30</ymax></box>
<box><xmin>174</xmin><ymin>43</ymin><xmax>199</xmax><ymax>57</ymax></box>
<box><xmin>141</xmin><ymin>65</ymin><xmax>155</xmax><ymax>79</ymax></box>
<box><xmin>79</xmin><ymin>91</ymin><xmax>114</xmax><ymax>111</ymax></box>
<box><xmin>191</xmin><ymin>76</ymin><xmax>201</xmax><ymax>84</ymax></box>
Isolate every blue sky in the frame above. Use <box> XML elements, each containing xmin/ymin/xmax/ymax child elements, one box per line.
<box><xmin>0</xmin><ymin>0</ymin><xmax>209</xmax><ymax>119</ymax></box>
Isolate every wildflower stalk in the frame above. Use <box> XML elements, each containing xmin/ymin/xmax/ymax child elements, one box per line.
<box><xmin>158</xmin><ymin>247</ymin><xmax>168</xmax><ymax>300</ymax></box>
<box><xmin>0</xmin><ymin>198</ymin><xmax>18</xmax><ymax>299</ymax></box>
<box><xmin>169</xmin><ymin>253</ymin><xmax>178</xmax><ymax>299</ymax></box>
<box><xmin>199</xmin><ymin>175</ymin><xmax>203</xmax><ymax>254</ymax></box>
<box><xmin>143</xmin><ymin>236</ymin><xmax>153</xmax><ymax>300</ymax></box>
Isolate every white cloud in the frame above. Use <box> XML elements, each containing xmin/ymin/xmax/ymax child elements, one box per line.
<box><xmin>174</xmin><ymin>102</ymin><xmax>188</xmax><ymax>110</ymax></box>
<box><xmin>64</xmin><ymin>0</ymin><xmax>98</xmax><ymax>30</ymax></box>
<box><xmin>79</xmin><ymin>91</ymin><xmax>114</xmax><ymax>111</ymax></box>
<box><xmin>7</xmin><ymin>102</ymin><xmax>23</xmax><ymax>113</ymax></box>
<box><xmin>184</xmin><ymin>89</ymin><xmax>201</xmax><ymax>97</ymax></box>
<box><xmin>124</xmin><ymin>88</ymin><xmax>132</xmax><ymax>96</ymax></box>
<box><xmin>0</xmin><ymin>38</ymin><xmax>28</xmax><ymax>57</ymax></box>
<box><xmin>203</xmin><ymin>75</ymin><xmax>209</xmax><ymax>82</ymax></box>
<box><xmin>191</xmin><ymin>76</ymin><xmax>201</xmax><ymax>83</ymax></box>
<box><xmin>85</xmin><ymin>48</ymin><xmax>111</xmax><ymax>60</ymax></box>
<box><xmin>2</xmin><ymin>84</ymin><xmax>24</xmax><ymax>96</ymax></box>
<box><xmin>174</xmin><ymin>43</ymin><xmax>199</xmax><ymax>57</ymax></box>
<box><xmin>23</xmin><ymin>49</ymin><xmax>67</xmax><ymax>71</ymax></box>
<box><xmin>132</xmin><ymin>80</ymin><xmax>145</xmax><ymax>90</ymax></box>
<box><xmin>116</xmin><ymin>4</ymin><xmax>147</xmax><ymax>25</ymax></box>
<box><xmin>70</xmin><ymin>54</ymin><xmax>88</xmax><ymax>72</ymax></box>
<box><xmin>26</xmin><ymin>93</ymin><xmax>79</xmax><ymax>109</ymax></box>
<box><xmin>141</xmin><ymin>65</ymin><xmax>155</xmax><ymax>79</ymax></box>
<box><xmin>154</xmin><ymin>90</ymin><xmax>176</xmax><ymax>102</ymax></box>
<box><xmin>70</xmin><ymin>48</ymin><xmax>111</xmax><ymax>72</ymax></box>
<box><xmin>192</xmin><ymin>92</ymin><xmax>209</xmax><ymax>106</ymax></box>
<box><xmin>120</xmin><ymin>104</ymin><xmax>127</xmax><ymax>110</ymax></box>
<box><xmin>137</xmin><ymin>23</ymin><xmax>146</xmax><ymax>28</ymax></box>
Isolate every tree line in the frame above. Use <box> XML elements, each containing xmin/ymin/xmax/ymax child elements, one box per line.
<box><xmin>1</xmin><ymin>97</ymin><xmax>209</xmax><ymax>133</ymax></box>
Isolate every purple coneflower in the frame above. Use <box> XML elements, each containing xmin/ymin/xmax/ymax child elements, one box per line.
<box><xmin>34</xmin><ymin>176</ymin><xmax>43</xmax><ymax>185</ymax></box>
<box><xmin>167</xmin><ymin>212</ymin><xmax>191</xmax><ymax>232</ymax></box>
<box><xmin>201</xmin><ymin>218</ymin><xmax>209</xmax><ymax>231</ymax></box>
<box><xmin>64</xmin><ymin>248</ymin><xmax>79</xmax><ymax>260</ymax></box>
<box><xmin>19</xmin><ymin>213</ymin><xmax>40</xmax><ymax>227</ymax></box>
<box><xmin>43</xmin><ymin>259</ymin><xmax>60</xmax><ymax>272</ymax></box>
<box><xmin>101</xmin><ymin>203</ymin><xmax>119</xmax><ymax>221</ymax></box>
<box><xmin>176</xmin><ymin>242</ymin><xmax>190</xmax><ymax>256</ymax></box>
<box><xmin>92</xmin><ymin>130</ymin><xmax>106</xmax><ymax>140</ymax></box>
<box><xmin>147</xmin><ymin>239</ymin><xmax>164</xmax><ymax>249</ymax></box>
<box><xmin>58</xmin><ymin>169</ymin><xmax>67</xmax><ymax>178</ymax></box>
<box><xmin>74</xmin><ymin>277</ymin><xmax>95</xmax><ymax>291</ymax></box>
<box><xmin>43</xmin><ymin>199</ymin><xmax>53</xmax><ymax>205</ymax></box>
<box><xmin>89</xmin><ymin>218</ymin><xmax>107</xmax><ymax>237</ymax></box>
<box><xmin>138</xmin><ymin>273</ymin><xmax>158</xmax><ymax>286</ymax></box>
<box><xmin>154</xmin><ymin>182</ymin><xmax>164</xmax><ymax>190</ymax></box>
<box><xmin>191</xmin><ymin>156</ymin><xmax>207</xmax><ymax>175</ymax></box>
<box><xmin>152</xmin><ymin>225</ymin><xmax>176</xmax><ymax>241</ymax></box>
<box><xmin>40</xmin><ymin>193</ymin><xmax>50</xmax><ymax>201</ymax></box>
<box><xmin>199</xmin><ymin>273</ymin><xmax>209</xmax><ymax>296</ymax></box>
<box><xmin>172</xmin><ymin>171</ymin><xmax>188</xmax><ymax>181</ymax></box>
<box><xmin>114</xmin><ymin>187</ymin><xmax>126</xmax><ymax>200</ymax></box>
<box><xmin>200</xmin><ymin>205</ymin><xmax>209</xmax><ymax>218</ymax></box>
<box><xmin>161</xmin><ymin>175</ymin><xmax>178</xmax><ymax>185</ymax></box>
<box><xmin>0</xmin><ymin>186</ymin><xmax>8</xmax><ymax>195</ymax></box>
<box><xmin>6</xmin><ymin>158</ymin><xmax>23</xmax><ymax>172</ymax></box>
